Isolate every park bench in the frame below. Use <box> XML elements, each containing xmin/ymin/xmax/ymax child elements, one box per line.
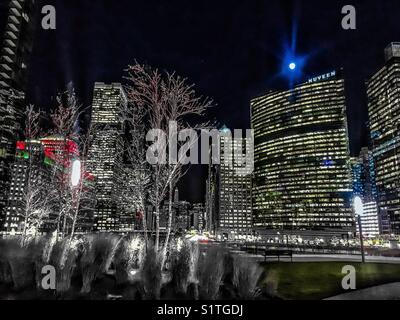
<box><xmin>264</xmin><ymin>249</ymin><xmax>293</xmax><ymax>262</ymax></box>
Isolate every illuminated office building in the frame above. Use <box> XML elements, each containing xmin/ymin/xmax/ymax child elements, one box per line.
<box><xmin>205</xmin><ymin>160</ymin><xmax>218</xmax><ymax>233</ymax></box>
<box><xmin>3</xmin><ymin>140</ymin><xmax>47</xmax><ymax>233</ymax></box>
<box><xmin>0</xmin><ymin>0</ymin><xmax>37</xmax><ymax>228</ymax></box>
<box><xmin>351</xmin><ymin>147</ymin><xmax>377</xmax><ymax>201</ymax></box>
<box><xmin>87</xmin><ymin>82</ymin><xmax>126</xmax><ymax>231</ymax></box>
<box><xmin>191</xmin><ymin>203</ymin><xmax>205</xmax><ymax>231</ymax></box>
<box><xmin>217</xmin><ymin>127</ymin><xmax>252</xmax><ymax>238</ymax></box>
<box><xmin>367</xmin><ymin>42</ymin><xmax>400</xmax><ymax>234</ymax></box>
<box><xmin>251</xmin><ymin>71</ymin><xmax>354</xmax><ymax>236</ymax></box>
<box><xmin>356</xmin><ymin>201</ymin><xmax>380</xmax><ymax>238</ymax></box>
<box><xmin>2</xmin><ymin>136</ymin><xmax>93</xmax><ymax>234</ymax></box>
<box><xmin>351</xmin><ymin>147</ymin><xmax>386</xmax><ymax>235</ymax></box>
<box><xmin>0</xmin><ymin>0</ymin><xmax>36</xmax><ymax>91</ymax></box>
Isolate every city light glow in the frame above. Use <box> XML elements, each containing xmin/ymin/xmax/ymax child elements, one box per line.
<box><xmin>289</xmin><ymin>62</ymin><xmax>296</xmax><ymax>70</ymax></box>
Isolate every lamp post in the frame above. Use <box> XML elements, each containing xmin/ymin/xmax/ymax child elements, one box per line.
<box><xmin>354</xmin><ymin>196</ymin><xmax>365</xmax><ymax>263</ymax></box>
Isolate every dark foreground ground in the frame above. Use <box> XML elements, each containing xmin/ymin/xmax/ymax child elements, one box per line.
<box><xmin>2</xmin><ymin>261</ymin><xmax>400</xmax><ymax>300</ymax></box>
<box><xmin>261</xmin><ymin>262</ymin><xmax>400</xmax><ymax>300</ymax></box>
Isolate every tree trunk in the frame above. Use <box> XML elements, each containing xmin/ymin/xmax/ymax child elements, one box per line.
<box><xmin>162</xmin><ymin>182</ymin><xmax>173</xmax><ymax>268</ymax></box>
<box><xmin>21</xmin><ymin>211</ymin><xmax>29</xmax><ymax>247</ymax></box>
<box><xmin>155</xmin><ymin>209</ymin><xmax>160</xmax><ymax>251</ymax></box>
<box><xmin>141</xmin><ymin>198</ymin><xmax>149</xmax><ymax>250</ymax></box>
<box><xmin>62</xmin><ymin>211</ymin><xmax>68</xmax><ymax>237</ymax></box>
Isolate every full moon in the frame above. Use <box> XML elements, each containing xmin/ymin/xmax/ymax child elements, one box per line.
<box><xmin>289</xmin><ymin>62</ymin><xmax>296</xmax><ymax>70</ymax></box>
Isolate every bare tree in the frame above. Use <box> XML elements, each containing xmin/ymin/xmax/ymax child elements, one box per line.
<box><xmin>60</xmin><ymin>123</ymin><xmax>97</xmax><ymax>268</ymax></box>
<box><xmin>122</xmin><ymin>63</ymin><xmax>213</xmax><ymax>262</ymax></box>
<box><xmin>19</xmin><ymin>105</ymin><xmax>49</xmax><ymax>245</ymax></box>
<box><xmin>115</xmin><ymin>92</ymin><xmax>151</xmax><ymax>248</ymax></box>
<box><xmin>68</xmin><ymin>122</ymin><xmax>96</xmax><ymax>239</ymax></box>
<box><xmin>48</xmin><ymin>88</ymin><xmax>82</xmax><ymax>237</ymax></box>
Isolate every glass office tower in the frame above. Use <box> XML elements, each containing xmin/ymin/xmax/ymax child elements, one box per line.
<box><xmin>251</xmin><ymin>71</ymin><xmax>354</xmax><ymax>237</ymax></box>
<box><xmin>367</xmin><ymin>43</ymin><xmax>400</xmax><ymax>234</ymax></box>
<box><xmin>87</xmin><ymin>82</ymin><xmax>126</xmax><ymax>231</ymax></box>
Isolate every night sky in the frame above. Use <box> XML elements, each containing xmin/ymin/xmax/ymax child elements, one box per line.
<box><xmin>4</xmin><ymin>0</ymin><xmax>400</xmax><ymax>203</ymax></box>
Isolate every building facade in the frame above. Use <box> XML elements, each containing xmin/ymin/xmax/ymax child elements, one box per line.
<box><xmin>367</xmin><ymin>43</ymin><xmax>400</xmax><ymax>235</ymax></box>
<box><xmin>190</xmin><ymin>203</ymin><xmax>205</xmax><ymax>231</ymax></box>
<box><xmin>217</xmin><ymin>127</ymin><xmax>252</xmax><ymax>238</ymax></box>
<box><xmin>2</xmin><ymin>136</ymin><xmax>91</xmax><ymax>234</ymax></box>
<box><xmin>351</xmin><ymin>147</ymin><xmax>377</xmax><ymax>201</ymax></box>
<box><xmin>356</xmin><ymin>201</ymin><xmax>380</xmax><ymax>238</ymax></box>
<box><xmin>87</xmin><ymin>82</ymin><xmax>126</xmax><ymax>231</ymax></box>
<box><xmin>205</xmin><ymin>157</ymin><xmax>218</xmax><ymax>234</ymax></box>
<box><xmin>351</xmin><ymin>147</ymin><xmax>385</xmax><ymax>235</ymax></box>
<box><xmin>2</xmin><ymin>139</ymin><xmax>49</xmax><ymax>234</ymax></box>
<box><xmin>0</xmin><ymin>0</ymin><xmax>37</xmax><ymax>228</ymax></box>
<box><xmin>251</xmin><ymin>71</ymin><xmax>354</xmax><ymax>237</ymax></box>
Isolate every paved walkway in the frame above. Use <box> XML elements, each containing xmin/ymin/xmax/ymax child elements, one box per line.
<box><xmin>325</xmin><ymin>283</ymin><xmax>400</xmax><ymax>300</ymax></box>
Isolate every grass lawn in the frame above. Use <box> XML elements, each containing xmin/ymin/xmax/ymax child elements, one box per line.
<box><xmin>260</xmin><ymin>262</ymin><xmax>400</xmax><ymax>300</ymax></box>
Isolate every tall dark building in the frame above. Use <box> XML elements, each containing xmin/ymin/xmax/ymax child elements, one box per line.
<box><xmin>0</xmin><ymin>0</ymin><xmax>35</xmax><ymax>91</ymax></box>
<box><xmin>0</xmin><ymin>0</ymin><xmax>37</xmax><ymax>228</ymax></box>
<box><xmin>251</xmin><ymin>70</ymin><xmax>354</xmax><ymax>237</ymax></box>
<box><xmin>217</xmin><ymin>127</ymin><xmax>252</xmax><ymax>238</ymax></box>
<box><xmin>367</xmin><ymin>43</ymin><xmax>400</xmax><ymax>234</ymax></box>
<box><xmin>205</xmin><ymin>157</ymin><xmax>218</xmax><ymax>234</ymax></box>
<box><xmin>87</xmin><ymin>82</ymin><xmax>126</xmax><ymax>231</ymax></box>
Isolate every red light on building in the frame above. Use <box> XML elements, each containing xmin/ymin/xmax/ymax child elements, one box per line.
<box><xmin>135</xmin><ymin>210</ymin><xmax>144</xmax><ymax>220</ymax></box>
<box><xmin>16</xmin><ymin>141</ymin><xmax>25</xmax><ymax>150</ymax></box>
<box><xmin>83</xmin><ymin>171</ymin><xmax>95</xmax><ymax>181</ymax></box>
<box><xmin>40</xmin><ymin>136</ymin><xmax>79</xmax><ymax>169</ymax></box>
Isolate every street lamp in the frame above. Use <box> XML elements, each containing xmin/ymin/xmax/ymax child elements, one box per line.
<box><xmin>354</xmin><ymin>196</ymin><xmax>365</xmax><ymax>263</ymax></box>
<box><xmin>71</xmin><ymin>159</ymin><xmax>81</xmax><ymax>187</ymax></box>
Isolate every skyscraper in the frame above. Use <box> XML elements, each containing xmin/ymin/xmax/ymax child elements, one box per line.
<box><xmin>251</xmin><ymin>70</ymin><xmax>354</xmax><ymax>237</ymax></box>
<box><xmin>217</xmin><ymin>127</ymin><xmax>252</xmax><ymax>239</ymax></box>
<box><xmin>351</xmin><ymin>147</ymin><xmax>383</xmax><ymax>237</ymax></box>
<box><xmin>351</xmin><ymin>147</ymin><xmax>378</xmax><ymax>202</ymax></box>
<box><xmin>88</xmin><ymin>82</ymin><xmax>126</xmax><ymax>231</ymax></box>
<box><xmin>2</xmin><ymin>139</ymin><xmax>48</xmax><ymax>234</ymax></box>
<box><xmin>367</xmin><ymin>43</ymin><xmax>400</xmax><ymax>234</ymax></box>
<box><xmin>2</xmin><ymin>136</ymin><xmax>86</xmax><ymax>234</ymax></box>
<box><xmin>0</xmin><ymin>0</ymin><xmax>37</xmax><ymax>227</ymax></box>
<box><xmin>0</xmin><ymin>0</ymin><xmax>36</xmax><ymax>91</ymax></box>
<box><xmin>190</xmin><ymin>203</ymin><xmax>205</xmax><ymax>231</ymax></box>
<box><xmin>205</xmin><ymin>158</ymin><xmax>218</xmax><ymax>234</ymax></box>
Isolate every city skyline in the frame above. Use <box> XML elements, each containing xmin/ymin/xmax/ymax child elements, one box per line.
<box><xmin>11</xmin><ymin>0</ymin><xmax>400</xmax><ymax>203</ymax></box>
<box><xmin>0</xmin><ymin>0</ymin><xmax>399</xmax><ymax>237</ymax></box>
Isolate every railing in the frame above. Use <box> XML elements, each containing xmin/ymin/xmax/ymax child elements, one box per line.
<box><xmin>236</xmin><ymin>241</ymin><xmax>363</xmax><ymax>256</ymax></box>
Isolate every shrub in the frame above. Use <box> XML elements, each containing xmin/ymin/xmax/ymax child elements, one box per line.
<box><xmin>169</xmin><ymin>241</ymin><xmax>193</xmax><ymax>295</ymax></box>
<box><xmin>113</xmin><ymin>236</ymin><xmax>144</xmax><ymax>285</ymax></box>
<box><xmin>80</xmin><ymin>233</ymin><xmax>120</xmax><ymax>294</ymax></box>
<box><xmin>49</xmin><ymin>238</ymin><xmax>80</xmax><ymax>294</ymax></box>
<box><xmin>141</xmin><ymin>245</ymin><xmax>162</xmax><ymax>299</ymax></box>
<box><xmin>198</xmin><ymin>246</ymin><xmax>226</xmax><ymax>300</ymax></box>
<box><xmin>0</xmin><ymin>239</ymin><xmax>16</xmax><ymax>286</ymax></box>
<box><xmin>5</xmin><ymin>239</ymin><xmax>36</xmax><ymax>290</ymax></box>
<box><xmin>232</xmin><ymin>256</ymin><xmax>263</xmax><ymax>299</ymax></box>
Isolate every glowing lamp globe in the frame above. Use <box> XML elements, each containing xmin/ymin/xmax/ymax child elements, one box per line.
<box><xmin>71</xmin><ymin>159</ymin><xmax>81</xmax><ymax>187</ymax></box>
<box><xmin>289</xmin><ymin>62</ymin><xmax>296</xmax><ymax>71</ymax></box>
<box><xmin>353</xmin><ymin>196</ymin><xmax>364</xmax><ymax>216</ymax></box>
